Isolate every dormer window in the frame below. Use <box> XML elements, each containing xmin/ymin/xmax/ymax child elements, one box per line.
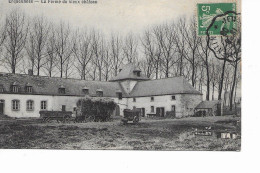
<box><xmin>26</xmin><ymin>84</ymin><xmax>33</xmax><ymax>93</ymax></box>
<box><xmin>96</xmin><ymin>89</ymin><xmax>103</xmax><ymax>97</ymax></box>
<box><xmin>11</xmin><ymin>82</ymin><xmax>19</xmax><ymax>93</ymax></box>
<box><xmin>133</xmin><ymin>70</ymin><xmax>141</xmax><ymax>77</ymax></box>
<box><xmin>0</xmin><ymin>85</ymin><xmax>4</xmax><ymax>92</ymax></box>
<box><xmin>58</xmin><ymin>85</ymin><xmax>65</xmax><ymax>94</ymax></box>
<box><xmin>116</xmin><ymin>90</ymin><xmax>122</xmax><ymax>100</ymax></box>
<box><xmin>82</xmin><ymin>87</ymin><xmax>89</xmax><ymax>95</ymax></box>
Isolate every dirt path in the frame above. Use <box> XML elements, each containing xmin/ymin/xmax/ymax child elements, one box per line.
<box><xmin>0</xmin><ymin>116</ymin><xmax>241</xmax><ymax>150</ymax></box>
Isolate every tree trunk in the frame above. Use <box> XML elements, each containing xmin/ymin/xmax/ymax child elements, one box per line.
<box><xmin>229</xmin><ymin>61</ymin><xmax>238</xmax><ymax>110</ymax></box>
<box><xmin>218</xmin><ymin>59</ymin><xmax>227</xmax><ymax>100</ymax></box>
<box><xmin>206</xmin><ymin>64</ymin><xmax>210</xmax><ymax>100</ymax></box>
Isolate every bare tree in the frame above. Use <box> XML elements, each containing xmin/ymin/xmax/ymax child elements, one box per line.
<box><xmin>55</xmin><ymin>22</ymin><xmax>73</xmax><ymax>78</ymax></box>
<box><xmin>72</xmin><ymin>30</ymin><xmax>93</xmax><ymax>80</ymax></box>
<box><xmin>174</xmin><ymin>18</ymin><xmax>188</xmax><ymax>76</ymax></box>
<box><xmin>140</xmin><ymin>29</ymin><xmax>156</xmax><ymax>78</ymax></box>
<box><xmin>153</xmin><ymin>23</ymin><xmax>177</xmax><ymax>78</ymax></box>
<box><xmin>103</xmin><ymin>44</ymin><xmax>113</xmax><ymax>81</ymax></box>
<box><xmin>3</xmin><ymin>10</ymin><xmax>28</xmax><ymax>73</ymax></box>
<box><xmin>181</xmin><ymin>18</ymin><xmax>201</xmax><ymax>86</ymax></box>
<box><xmin>0</xmin><ymin>16</ymin><xmax>6</xmax><ymax>52</ymax></box>
<box><xmin>123</xmin><ymin>33</ymin><xmax>139</xmax><ymax>64</ymax></box>
<box><xmin>229</xmin><ymin>24</ymin><xmax>241</xmax><ymax>110</ymax></box>
<box><xmin>198</xmin><ymin>37</ymin><xmax>211</xmax><ymax>100</ymax></box>
<box><xmin>43</xmin><ymin>26</ymin><xmax>57</xmax><ymax>77</ymax></box>
<box><xmin>110</xmin><ymin>34</ymin><xmax>124</xmax><ymax>76</ymax></box>
<box><xmin>92</xmin><ymin>31</ymin><xmax>105</xmax><ymax>81</ymax></box>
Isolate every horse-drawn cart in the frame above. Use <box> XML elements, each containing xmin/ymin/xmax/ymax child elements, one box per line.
<box><xmin>121</xmin><ymin>109</ymin><xmax>141</xmax><ymax>125</ymax></box>
<box><xmin>39</xmin><ymin>111</ymin><xmax>73</xmax><ymax>123</ymax></box>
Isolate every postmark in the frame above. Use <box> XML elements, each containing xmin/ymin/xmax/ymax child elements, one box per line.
<box><xmin>197</xmin><ymin>3</ymin><xmax>237</xmax><ymax>36</ymax></box>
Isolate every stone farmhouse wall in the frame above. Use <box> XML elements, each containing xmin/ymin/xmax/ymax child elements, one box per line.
<box><xmin>0</xmin><ymin>94</ymin><xmax>128</xmax><ymax>118</ymax></box>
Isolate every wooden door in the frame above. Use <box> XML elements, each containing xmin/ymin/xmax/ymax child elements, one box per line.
<box><xmin>0</xmin><ymin>102</ymin><xmax>4</xmax><ymax>115</ymax></box>
<box><xmin>156</xmin><ymin>107</ymin><xmax>160</xmax><ymax>116</ymax></box>
<box><xmin>62</xmin><ymin>105</ymin><xmax>66</xmax><ymax>111</ymax></box>
<box><xmin>141</xmin><ymin>108</ymin><xmax>145</xmax><ymax>117</ymax></box>
<box><xmin>161</xmin><ymin>107</ymin><xmax>165</xmax><ymax>117</ymax></box>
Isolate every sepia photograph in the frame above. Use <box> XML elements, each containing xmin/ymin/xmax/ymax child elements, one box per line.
<box><xmin>0</xmin><ymin>0</ymin><xmax>241</xmax><ymax>151</ymax></box>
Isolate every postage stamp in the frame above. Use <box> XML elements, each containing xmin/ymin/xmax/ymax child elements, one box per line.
<box><xmin>197</xmin><ymin>2</ymin><xmax>237</xmax><ymax>36</ymax></box>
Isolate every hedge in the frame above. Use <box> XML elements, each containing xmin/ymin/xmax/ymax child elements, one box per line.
<box><xmin>76</xmin><ymin>96</ymin><xmax>117</xmax><ymax>122</ymax></box>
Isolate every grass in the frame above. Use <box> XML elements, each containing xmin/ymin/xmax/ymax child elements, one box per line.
<box><xmin>0</xmin><ymin>116</ymin><xmax>241</xmax><ymax>150</ymax></box>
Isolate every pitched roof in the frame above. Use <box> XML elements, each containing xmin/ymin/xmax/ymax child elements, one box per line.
<box><xmin>0</xmin><ymin>73</ymin><xmax>126</xmax><ymax>97</ymax></box>
<box><xmin>195</xmin><ymin>100</ymin><xmax>221</xmax><ymax>109</ymax></box>
<box><xmin>110</xmin><ymin>63</ymin><xmax>150</xmax><ymax>81</ymax></box>
<box><xmin>129</xmin><ymin>76</ymin><xmax>202</xmax><ymax>97</ymax></box>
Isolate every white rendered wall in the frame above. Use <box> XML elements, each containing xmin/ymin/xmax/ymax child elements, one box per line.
<box><xmin>0</xmin><ymin>94</ymin><xmax>127</xmax><ymax>118</ymax></box>
<box><xmin>127</xmin><ymin>94</ymin><xmax>202</xmax><ymax>117</ymax></box>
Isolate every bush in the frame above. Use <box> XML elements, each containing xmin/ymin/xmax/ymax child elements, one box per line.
<box><xmin>165</xmin><ymin>111</ymin><xmax>176</xmax><ymax>118</ymax></box>
<box><xmin>76</xmin><ymin>96</ymin><xmax>117</xmax><ymax>122</ymax></box>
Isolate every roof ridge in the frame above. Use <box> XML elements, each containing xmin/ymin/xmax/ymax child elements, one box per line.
<box><xmin>0</xmin><ymin>72</ymin><xmax>113</xmax><ymax>83</ymax></box>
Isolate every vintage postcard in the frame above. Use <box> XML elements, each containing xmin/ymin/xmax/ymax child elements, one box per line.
<box><xmin>0</xmin><ymin>0</ymin><xmax>241</xmax><ymax>151</ymax></box>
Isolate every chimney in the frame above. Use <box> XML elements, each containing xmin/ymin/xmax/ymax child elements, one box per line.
<box><xmin>28</xmin><ymin>69</ymin><xmax>33</xmax><ymax>76</ymax></box>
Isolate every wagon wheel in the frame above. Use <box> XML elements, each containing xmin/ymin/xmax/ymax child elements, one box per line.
<box><xmin>41</xmin><ymin>117</ymin><xmax>46</xmax><ymax>123</ymax></box>
<box><xmin>88</xmin><ymin>115</ymin><xmax>95</xmax><ymax>122</ymax></box>
<box><xmin>63</xmin><ymin>115</ymin><xmax>71</xmax><ymax>123</ymax></box>
<box><xmin>45</xmin><ymin>117</ymin><xmax>51</xmax><ymax>123</ymax></box>
<box><xmin>133</xmin><ymin>116</ymin><xmax>139</xmax><ymax>124</ymax></box>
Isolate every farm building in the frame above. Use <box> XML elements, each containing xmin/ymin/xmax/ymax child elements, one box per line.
<box><xmin>194</xmin><ymin>100</ymin><xmax>222</xmax><ymax>117</ymax></box>
<box><xmin>0</xmin><ymin>63</ymin><xmax>202</xmax><ymax>118</ymax></box>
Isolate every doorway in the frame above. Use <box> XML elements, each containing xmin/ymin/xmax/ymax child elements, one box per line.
<box><xmin>0</xmin><ymin>100</ymin><xmax>4</xmax><ymax>115</ymax></box>
<box><xmin>156</xmin><ymin>107</ymin><xmax>165</xmax><ymax>117</ymax></box>
<box><xmin>141</xmin><ymin>108</ymin><xmax>145</xmax><ymax>117</ymax></box>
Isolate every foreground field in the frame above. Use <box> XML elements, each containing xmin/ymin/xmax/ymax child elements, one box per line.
<box><xmin>0</xmin><ymin>116</ymin><xmax>241</xmax><ymax>151</ymax></box>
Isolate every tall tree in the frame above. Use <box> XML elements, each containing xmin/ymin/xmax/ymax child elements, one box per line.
<box><xmin>55</xmin><ymin>22</ymin><xmax>72</xmax><ymax>78</ymax></box>
<box><xmin>92</xmin><ymin>31</ymin><xmax>105</xmax><ymax>81</ymax></box>
<box><xmin>44</xmin><ymin>26</ymin><xmax>57</xmax><ymax>77</ymax></box>
<box><xmin>198</xmin><ymin>37</ymin><xmax>211</xmax><ymax>100</ymax></box>
<box><xmin>123</xmin><ymin>33</ymin><xmax>139</xmax><ymax>64</ymax></box>
<box><xmin>72</xmin><ymin>30</ymin><xmax>93</xmax><ymax>80</ymax></box>
<box><xmin>110</xmin><ymin>34</ymin><xmax>124</xmax><ymax>76</ymax></box>
<box><xmin>3</xmin><ymin>10</ymin><xmax>28</xmax><ymax>73</ymax></box>
<box><xmin>181</xmin><ymin>18</ymin><xmax>201</xmax><ymax>87</ymax></box>
<box><xmin>153</xmin><ymin>23</ymin><xmax>177</xmax><ymax>78</ymax></box>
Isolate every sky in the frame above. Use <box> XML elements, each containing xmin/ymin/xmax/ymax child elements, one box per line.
<box><xmin>0</xmin><ymin>0</ymin><xmax>240</xmax><ymax>36</ymax></box>
<box><xmin>0</xmin><ymin>0</ymin><xmax>241</xmax><ymax>99</ymax></box>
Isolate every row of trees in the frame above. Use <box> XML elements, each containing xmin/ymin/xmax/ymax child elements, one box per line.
<box><xmin>0</xmin><ymin>9</ymin><xmax>241</xmax><ymax>109</ymax></box>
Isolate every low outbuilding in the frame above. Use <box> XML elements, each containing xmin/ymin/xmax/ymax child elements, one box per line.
<box><xmin>194</xmin><ymin>100</ymin><xmax>222</xmax><ymax>117</ymax></box>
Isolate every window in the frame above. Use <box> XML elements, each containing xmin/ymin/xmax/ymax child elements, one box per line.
<box><xmin>117</xmin><ymin>92</ymin><xmax>122</xmax><ymax>100</ymax></box>
<box><xmin>151</xmin><ymin>106</ymin><xmax>154</xmax><ymax>113</ymax></box>
<box><xmin>96</xmin><ymin>91</ymin><xmax>103</xmax><ymax>97</ymax></box>
<box><xmin>0</xmin><ymin>85</ymin><xmax>4</xmax><ymax>92</ymax></box>
<box><xmin>171</xmin><ymin>95</ymin><xmax>176</xmax><ymax>100</ymax></box>
<box><xmin>151</xmin><ymin>97</ymin><xmax>154</xmax><ymax>102</ymax></box>
<box><xmin>12</xmin><ymin>100</ymin><xmax>20</xmax><ymax>111</ymax></box>
<box><xmin>62</xmin><ymin>105</ymin><xmax>66</xmax><ymax>111</ymax></box>
<box><xmin>82</xmin><ymin>88</ymin><xmax>89</xmax><ymax>95</ymax></box>
<box><xmin>41</xmin><ymin>101</ymin><xmax>47</xmax><ymax>110</ymax></box>
<box><xmin>26</xmin><ymin>100</ymin><xmax>34</xmax><ymax>111</ymax></box>
<box><xmin>134</xmin><ymin>71</ymin><xmax>141</xmax><ymax>77</ymax></box>
<box><xmin>171</xmin><ymin>105</ymin><xmax>176</xmax><ymax>112</ymax></box>
<box><xmin>133</xmin><ymin>98</ymin><xmax>136</xmax><ymax>102</ymax></box>
<box><xmin>58</xmin><ymin>88</ymin><xmax>65</xmax><ymax>94</ymax></box>
<box><xmin>26</xmin><ymin>86</ymin><xmax>33</xmax><ymax>93</ymax></box>
<box><xmin>12</xmin><ymin>86</ymin><xmax>19</xmax><ymax>93</ymax></box>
